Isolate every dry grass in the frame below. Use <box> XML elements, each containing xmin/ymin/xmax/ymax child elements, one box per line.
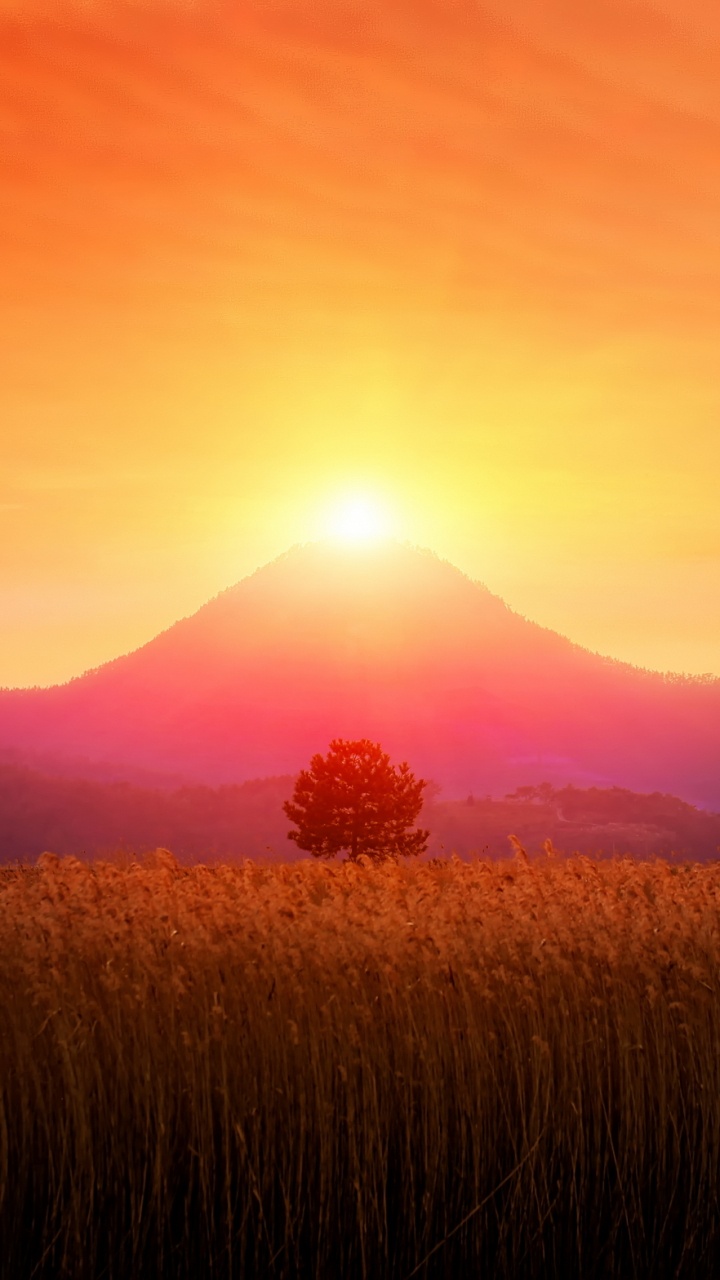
<box><xmin>1</xmin><ymin>849</ymin><xmax>720</xmax><ymax>1278</ymax></box>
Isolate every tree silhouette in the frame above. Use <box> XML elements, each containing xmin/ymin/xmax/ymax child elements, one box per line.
<box><xmin>283</xmin><ymin>739</ymin><xmax>429</xmax><ymax>861</ymax></box>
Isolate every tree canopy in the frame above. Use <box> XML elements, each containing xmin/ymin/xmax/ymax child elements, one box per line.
<box><xmin>283</xmin><ymin>739</ymin><xmax>429</xmax><ymax>862</ymax></box>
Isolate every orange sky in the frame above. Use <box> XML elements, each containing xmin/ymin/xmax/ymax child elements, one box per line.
<box><xmin>1</xmin><ymin>0</ymin><xmax>719</xmax><ymax>687</ymax></box>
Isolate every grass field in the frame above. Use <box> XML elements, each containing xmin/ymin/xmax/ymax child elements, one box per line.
<box><xmin>1</xmin><ymin>849</ymin><xmax>719</xmax><ymax>1278</ymax></box>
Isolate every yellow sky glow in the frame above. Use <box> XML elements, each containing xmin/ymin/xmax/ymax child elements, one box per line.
<box><xmin>324</xmin><ymin>494</ymin><xmax>393</xmax><ymax>543</ymax></box>
<box><xmin>0</xmin><ymin>1</ymin><xmax>719</xmax><ymax>687</ymax></box>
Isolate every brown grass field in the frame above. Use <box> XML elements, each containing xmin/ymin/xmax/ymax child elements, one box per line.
<box><xmin>1</xmin><ymin>848</ymin><xmax>719</xmax><ymax>1278</ymax></box>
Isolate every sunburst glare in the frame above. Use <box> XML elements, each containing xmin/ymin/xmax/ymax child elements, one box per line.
<box><xmin>326</xmin><ymin>494</ymin><xmax>391</xmax><ymax>542</ymax></box>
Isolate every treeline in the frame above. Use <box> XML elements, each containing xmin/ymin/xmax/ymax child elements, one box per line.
<box><xmin>431</xmin><ymin>783</ymin><xmax>720</xmax><ymax>861</ymax></box>
<box><xmin>0</xmin><ymin>765</ymin><xmax>295</xmax><ymax>863</ymax></box>
<box><xmin>1</xmin><ymin>762</ymin><xmax>719</xmax><ymax>863</ymax></box>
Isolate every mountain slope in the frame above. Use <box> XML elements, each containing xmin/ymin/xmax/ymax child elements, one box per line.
<box><xmin>1</xmin><ymin>541</ymin><xmax>718</xmax><ymax>803</ymax></box>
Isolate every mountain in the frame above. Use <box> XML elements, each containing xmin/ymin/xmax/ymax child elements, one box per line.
<box><xmin>1</xmin><ymin>540</ymin><xmax>719</xmax><ymax>805</ymax></box>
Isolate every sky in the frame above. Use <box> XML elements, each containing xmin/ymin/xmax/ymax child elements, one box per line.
<box><xmin>1</xmin><ymin>0</ymin><xmax>719</xmax><ymax>688</ymax></box>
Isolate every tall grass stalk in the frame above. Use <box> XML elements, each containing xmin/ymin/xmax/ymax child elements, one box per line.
<box><xmin>1</xmin><ymin>850</ymin><xmax>719</xmax><ymax>1277</ymax></box>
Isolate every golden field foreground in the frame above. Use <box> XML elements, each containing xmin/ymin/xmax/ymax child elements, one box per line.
<box><xmin>1</xmin><ymin>852</ymin><xmax>720</xmax><ymax>1279</ymax></box>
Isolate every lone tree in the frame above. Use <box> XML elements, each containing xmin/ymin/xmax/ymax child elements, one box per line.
<box><xmin>284</xmin><ymin>738</ymin><xmax>429</xmax><ymax>862</ymax></box>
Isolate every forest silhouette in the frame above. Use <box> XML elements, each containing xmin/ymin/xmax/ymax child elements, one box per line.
<box><xmin>1</xmin><ymin>760</ymin><xmax>718</xmax><ymax>865</ymax></box>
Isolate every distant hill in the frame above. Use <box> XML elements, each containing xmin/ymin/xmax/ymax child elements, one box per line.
<box><xmin>0</xmin><ymin>764</ymin><xmax>295</xmax><ymax>863</ymax></box>
<box><xmin>1</xmin><ymin>541</ymin><xmax>718</xmax><ymax>804</ymax></box>
<box><xmin>431</xmin><ymin>784</ymin><xmax>720</xmax><ymax>862</ymax></box>
<box><xmin>1</xmin><ymin>763</ymin><xmax>718</xmax><ymax>864</ymax></box>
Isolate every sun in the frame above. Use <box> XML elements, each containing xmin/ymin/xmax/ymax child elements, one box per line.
<box><xmin>327</xmin><ymin>494</ymin><xmax>390</xmax><ymax>542</ymax></box>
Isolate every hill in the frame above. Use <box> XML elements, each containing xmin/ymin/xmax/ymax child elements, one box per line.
<box><xmin>1</xmin><ymin>541</ymin><xmax>718</xmax><ymax>804</ymax></box>
<box><xmin>1</xmin><ymin>763</ymin><xmax>719</xmax><ymax>864</ymax></box>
